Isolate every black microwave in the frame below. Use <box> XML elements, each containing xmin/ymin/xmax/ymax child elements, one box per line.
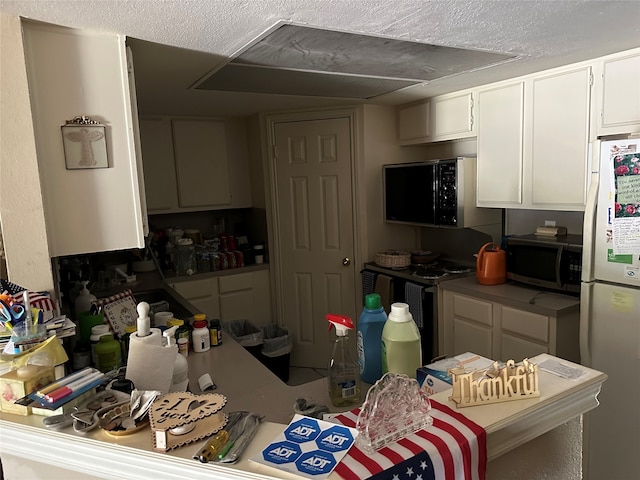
<box><xmin>506</xmin><ymin>234</ymin><xmax>583</xmax><ymax>294</ymax></box>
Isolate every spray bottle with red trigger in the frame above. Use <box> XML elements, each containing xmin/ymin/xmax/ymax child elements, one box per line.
<box><xmin>326</xmin><ymin>313</ymin><xmax>361</xmax><ymax>407</ymax></box>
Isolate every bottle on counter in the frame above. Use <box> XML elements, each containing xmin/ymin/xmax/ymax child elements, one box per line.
<box><xmin>175</xmin><ymin>238</ymin><xmax>196</xmax><ymax>275</ymax></box>
<box><xmin>163</xmin><ymin>326</ymin><xmax>189</xmax><ymax>392</ymax></box>
<box><xmin>326</xmin><ymin>313</ymin><xmax>361</xmax><ymax>407</ymax></box>
<box><xmin>167</xmin><ymin>318</ymin><xmax>191</xmax><ymax>353</ymax></box>
<box><xmin>357</xmin><ymin>293</ymin><xmax>388</xmax><ymax>384</ymax></box>
<box><xmin>209</xmin><ymin>318</ymin><xmax>222</xmax><ymax>347</ymax></box>
<box><xmin>119</xmin><ymin>325</ymin><xmax>137</xmax><ymax>365</ymax></box>
<box><xmin>74</xmin><ymin>281</ymin><xmax>96</xmax><ymax>316</ymax></box>
<box><xmin>192</xmin><ymin>314</ymin><xmax>210</xmax><ymax>353</ymax></box>
<box><xmin>381</xmin><ymin>303</ymin><xmax>422</xmax><ymax>378</ymax></box>
<box><xmin>90</xmin><ymin>324</ymin><xmax>111</xmax><ymax>367</ymax></box>
<box><xmin>95</xmin><ymin>333</ymin><xmax>121</xmax><ymax>373</ymax></box>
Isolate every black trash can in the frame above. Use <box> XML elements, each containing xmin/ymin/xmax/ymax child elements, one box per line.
<box><xmin>222</xmin><ymin>319</ymin><xmax>263</xmax><ymax>359</ymax></box>
<box><xmin>260</xmin><ymin>324</ymin><xmax>293</xmax><ymax>383</ymax></box>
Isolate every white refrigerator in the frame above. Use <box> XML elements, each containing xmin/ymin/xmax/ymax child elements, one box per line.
<box><xmin>581</xmin><ymin>137</ymin><xmax>640</xmax><ymax>480</ymax></box>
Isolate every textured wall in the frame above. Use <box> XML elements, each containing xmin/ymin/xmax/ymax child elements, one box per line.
<box><xmin>487</xmin><ymin>417</ymin><xmax>583</xmax><ymax>480</ymax></box>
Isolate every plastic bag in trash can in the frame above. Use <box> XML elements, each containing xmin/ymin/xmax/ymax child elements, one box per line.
<box><xmin>222</xmin><ymin>319</ymin><xmax>263</xmax><ymax>348</ymax></box>
<box><xmin>261</xmin><ymin>325</ymin><xmax>293</xmax><ymax>358</ymax></box>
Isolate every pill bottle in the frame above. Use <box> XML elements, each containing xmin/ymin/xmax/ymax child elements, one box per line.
<box><xmin>192</xmin><ymin>314</ymin><xmax>210</xmax><ymax>352</ymax></box>
<box><xmin>90</xmin><ymin>324</ymin><xmax>110</xmax><ymax>367</ymax></box>
<box><xmin>209</xmin><ymin>318</ymin><xmax>222</xmax><ymax>347</ymax></box>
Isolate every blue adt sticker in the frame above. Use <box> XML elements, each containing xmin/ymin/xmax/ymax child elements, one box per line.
<box><xmin>316</xmin><ymin>425</ymin><xmax>354</xmax><ymax>453</ymax></box>
<box><xmin>284</xmin><ymin>417</ymin><xmax>321</xmax><ymax>443</ymax></box>
<box><xmin>263</xmin><ymin>441</ymin><xmax>302</xmax><ymax>464</ymax></box>
<box><xmin>295</xmin><ymin>450</ymin><xmax>337</xmax><ymax>476</ymax></box>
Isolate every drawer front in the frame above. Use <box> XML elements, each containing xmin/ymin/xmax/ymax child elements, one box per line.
<box><xmin>501</xmin><ymin>306</ymin><xmax>549</xmax><ymax>342</ymax></box>
<box><xmin>501</xmin><ymin>332</ymin><xmax>548</xmax><ymax>360</ymax></box>
<box><xmin>219</xmin><ymin>273</ymin><xmax>253</xmax><ymax>293</ymax></box>
<box><xmin>453</xmin><ymin>294</ymin><xmax>493</xmax><ymax>326</ymax></box>
<box><xmin>171</xmin><ymin>278</ymin><xmax>216</xmax><ymax>299</ymax></box>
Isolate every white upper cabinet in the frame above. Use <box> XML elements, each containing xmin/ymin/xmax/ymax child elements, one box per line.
<box><xmin>594</xmin><ymin>51</ymin><xmax>640</xmax><ymax>137</ymax></box>
<box><xmin>140</xmin><ymin>116</ymin><xmax>251</xmax><ymax>213</ymax></box>
<box><xmin>396</xmin><ymin>91</ymin><xmax>476</xmax><ymax>145</ymax></box>
<box><xmin>527</xmin><ymin>66</ymin><xmax>591</xmax><ymax>209</ymax></box>
<box><xmin>476</xmin><ymin>65</ymin><xmax>591</xmax><ymax>210</ymax></box>
<box><xmin>396</xmin><ymin>100</ymin><xmax>430</xmax><ymax>144</ymax></box>
<box><xmin>430</xmin><ymin>91</ymin><xmax>476</xmax><ymax>142</ymax></box>
<box><xmin>22</xmin><ymin>21</ymin><xmax>146</xmax><ymax>257</ymax></box>
<box><xmin>476</xmin><ymin>82</ymin><xmax>525</xmax><ymax>206</ymax></box>
<box><xmin>139</xmin><ymin>118</ymin><xmax>179</xmax><ymax>211</ymax></box>
<box><xmin>172</xmin><ymin>119</ymin><xmax>231</xmax><ymax>208</ymax></box>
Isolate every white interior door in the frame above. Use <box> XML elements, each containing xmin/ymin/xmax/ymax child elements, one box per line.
<box><xmin>273</xmin><ymin>117</ymin><xmax>357</xmax><ymax>369</ymax></box>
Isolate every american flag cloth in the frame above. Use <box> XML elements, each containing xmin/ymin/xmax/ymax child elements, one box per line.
<box><xmin>332</xmin><ymin>400</ymin><xmax>486</xmax><ymax>480</ymax></box>
<box><xmin>1</xmin><ymin>279</ymin><xmax>57</xmax><ymax>312</ymax></box>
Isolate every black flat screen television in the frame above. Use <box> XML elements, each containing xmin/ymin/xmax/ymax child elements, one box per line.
<box><xmin>383</xmin><ymin>161</ymin><xmax>436</xmax><ymax>226</ymax></box>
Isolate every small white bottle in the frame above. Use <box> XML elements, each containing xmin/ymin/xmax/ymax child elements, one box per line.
<box><xmin>75</xmin><ymin>281</ymin><xmax>97</xmax><ymax>315</ymax></box>
<box><xmin>381</xmin><ymin>303</ymin><xmax>422</xmax><ymax>378</ymax></box>
<box><xmin>90</xmin><ymin>324</ymin><xmax>110</xmax><ymax>367</ymax></box>
<box><xmin>192</xmin><ymin>314</ymin><xmax>210</xmax><ymax>353</ymax></box>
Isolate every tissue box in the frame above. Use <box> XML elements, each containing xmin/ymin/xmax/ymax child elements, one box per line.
<box><xmin>417</xmin><ymin>352</ymin><xmax>494</xmax><ymax>396</ymax></box>
<box><xmin>0</xmin><ymin>365</ymin><xmax>55</xmax><ymax>415</ymax></box>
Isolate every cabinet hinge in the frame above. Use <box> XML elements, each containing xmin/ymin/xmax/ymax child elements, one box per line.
<box><xmin>589</xmin><ymin>72</ymin><xmax>594</xmax><ymax>87</ymax></box>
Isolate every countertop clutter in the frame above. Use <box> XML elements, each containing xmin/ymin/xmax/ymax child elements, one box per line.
<box><xmin>0</xmin><ymin>328</ymin><xmax>606</xmax><ymax>480</ymax></box>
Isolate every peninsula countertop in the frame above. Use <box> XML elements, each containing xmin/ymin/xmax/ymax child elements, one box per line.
<box><xmin>0</xmin><ymin>343</ymin><xmax>606</xmax><ymax>480</ymax></box>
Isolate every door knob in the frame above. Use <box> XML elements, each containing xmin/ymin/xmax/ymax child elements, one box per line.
<box><xmin>342</xmin><ymin>257</ymin><xmax>351</xmax><ymax>266</ymax></box>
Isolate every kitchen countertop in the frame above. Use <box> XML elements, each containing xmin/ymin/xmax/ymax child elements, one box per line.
<box><xmin>0</xmin><ymin>343</ymin><xmax>606</xmax><ymax>480</ymax></box>
<box><xmin>438</xmin><ymin>275</ymin><xmax>580</xmax><ymax>316</ymax></box>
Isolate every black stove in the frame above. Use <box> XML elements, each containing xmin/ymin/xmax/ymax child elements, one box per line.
<box><xmin>411</xmin><ymin>261</ymin><xmax>472</xmax><ymax>283</ymax></box>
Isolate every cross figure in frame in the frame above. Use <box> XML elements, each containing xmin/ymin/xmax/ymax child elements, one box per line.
<box><xmin>62</xmin><ymin>115</ymin><xmax>108</xmax><ymax>169</ymax></box>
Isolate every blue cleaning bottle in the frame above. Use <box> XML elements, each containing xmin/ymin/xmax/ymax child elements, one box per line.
<box><xmin>357</xmin><ymin>293</ymin><xmax>388</xmax><ymax>384</ymax></box>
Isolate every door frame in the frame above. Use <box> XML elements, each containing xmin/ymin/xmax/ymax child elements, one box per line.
<box><xmin>262</xmin><ymin>107</ymin><xmax>365</xmax><ymax>331</ymax></box>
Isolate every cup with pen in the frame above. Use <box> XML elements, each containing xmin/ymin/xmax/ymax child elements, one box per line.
<box><xmin>1</xmin><ymin>295</ymin><xmax>47</xmax><ymax>354</ymax></box>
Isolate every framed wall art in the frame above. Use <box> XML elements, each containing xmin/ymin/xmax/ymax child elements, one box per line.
<box><xmin>61</xmin><ymin>115</ymin><xmax>108</xmax><ymax>169</ymax></box>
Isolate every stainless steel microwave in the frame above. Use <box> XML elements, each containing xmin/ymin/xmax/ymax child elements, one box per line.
<box><xmin>506</xmin><ymin>234</ymin><xmax>583</xmax><ymax>293</ymax></box>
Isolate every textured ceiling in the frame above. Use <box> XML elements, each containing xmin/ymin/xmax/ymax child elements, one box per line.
<box><xmin>2</xmin><ymin>0</ymin><xmax>640</xmax><ymax>117</ymax></box>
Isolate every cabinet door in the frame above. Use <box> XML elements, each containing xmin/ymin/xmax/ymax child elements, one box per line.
<box><xmin>453</xmin><ymin>318</ymin><xmax>493</xmax><ymax>359</ymax></box>
<box><xmin>397</xmin><ymin>101</ymin><xmax>430</xmax><ymax>144</ymax></box>
<box><xmin>218</xmin><ymin>271</ymin><xmax>272</xmax><ymax>326</ymax></box>
<box><xmin>431</xmin><ymin>92</ymin><xmax>475</xmax><ymax>141</ymax></box>
<box><xmin>500</xmin><ymin>333</ymin><xmax>548</xmax><ymax>361</ymax></box>
<box><xmin>528</xmin><ymin>67</ymin><xmax>591</xmax><ymax>209</ymax></box>
<box><xmin>171</xmin><ymin>278</ymin><xmax>220</xmax><ymax>320</ymax></box>
<box><xmin>22</xmin><ymin>22</ymin><xmax>145</xmax><ymax>257</ymax></box>
<box><xmin>599</xmin><ymin>53</ymin><xmax>640</xmax><ymax>135</ymax></box>
<box><xmin>171</xmin><ymin>119</ymin><xmax>231</xmax><ymax>207</ymax></box>
<box><xmin>476</xmin><ymin>82</ymin><xmax>524</xmax><ymax>206</ymax></box>
<box><xmin>139</xmin><ymin>118</ymin><xmax>179</xmax><ymax>211</ymax></box>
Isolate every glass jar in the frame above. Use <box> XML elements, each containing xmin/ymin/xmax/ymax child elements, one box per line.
<box><xmin>195</xmin><ymin>245</ymin><xmax>210</xmax><ymax>272</ymax></box>
<box><xmin>175</xmin><ymin>238</ymin><xmax>196</xmax><ymax>276</ymax></box>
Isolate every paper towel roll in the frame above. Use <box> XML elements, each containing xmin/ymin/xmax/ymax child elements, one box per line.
<box><xmin>126</xmin><ymin>340</ymin><xmax>176</xmax><ymax>393</ymax></box>
<box><xmin>129</xmin><ymin>327</ymin><xmax>162</xmax><ymax>346</ymax></box>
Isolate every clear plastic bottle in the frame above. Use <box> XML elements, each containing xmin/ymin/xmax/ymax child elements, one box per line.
<box><xmin>381</xmin><ymin>303</ymin><xmax>422</xmax><ymax>378</ymax></box>
<box><xmin>357</xmin><ymin>293</ymin><xmax>388</xmax><ymax>384</ymax></box>
<box><xmin>327</xmin><ymin>313</ymin><xmax>361</xmax><ymax>407</ymax></box>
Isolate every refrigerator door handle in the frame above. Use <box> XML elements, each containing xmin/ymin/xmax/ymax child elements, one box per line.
<box><xmin>581</xmin><ymin>170</ymin><xmax>599</xmax><ymax>282</ymax></box>
<box><xmin>579</xmin><ymin>282</ymin><xmax>593</xmax><ymax>366</ymax></box>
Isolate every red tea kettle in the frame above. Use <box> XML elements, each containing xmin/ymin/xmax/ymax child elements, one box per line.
<box><xmin>476</xmin><ymin>242</ymin><xmax>507</xmax><ymax>285</ymax></box>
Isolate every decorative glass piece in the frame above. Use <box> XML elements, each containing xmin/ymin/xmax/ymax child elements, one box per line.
<box><xmin>355</xmin><ymin>372</ymin><xmax>433</xmax><ymax>453</ymax></box>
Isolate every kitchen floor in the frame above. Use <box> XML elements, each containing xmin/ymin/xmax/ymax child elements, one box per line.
<box><xmin>286</xmin><ymin>367</ymin><xmax>327</xmax><ymax>386</ymax></box>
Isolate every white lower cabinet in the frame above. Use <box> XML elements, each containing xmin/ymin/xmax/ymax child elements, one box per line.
<box><xmin>440</xmin><ymin>279</ymin><xmax>580</xmax><ymax>363</ymax></box>
<box><xmin>170</xmin><ymin>270</ymin><xmax>271</xmax><ymax>326</ymax></box>
<box><xmin>218</xmin><ymin>270</ymin><xmax>271</xmax><ymax>326</ymax></box>
<box><xmin>169</xmin><ymin>277</ymin><xmax>220</xmax><ymax>320</ymax></box>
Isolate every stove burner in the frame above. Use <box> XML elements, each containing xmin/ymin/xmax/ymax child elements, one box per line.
<box><xmin>443</xmin><ymin>265</ymin><xmax>471</xmax><ymax>274</ymax></box>
<box><xmin>412</xmin><ymin>267</ymin><xmax>448</xmax><ymax>280</ymax></box>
